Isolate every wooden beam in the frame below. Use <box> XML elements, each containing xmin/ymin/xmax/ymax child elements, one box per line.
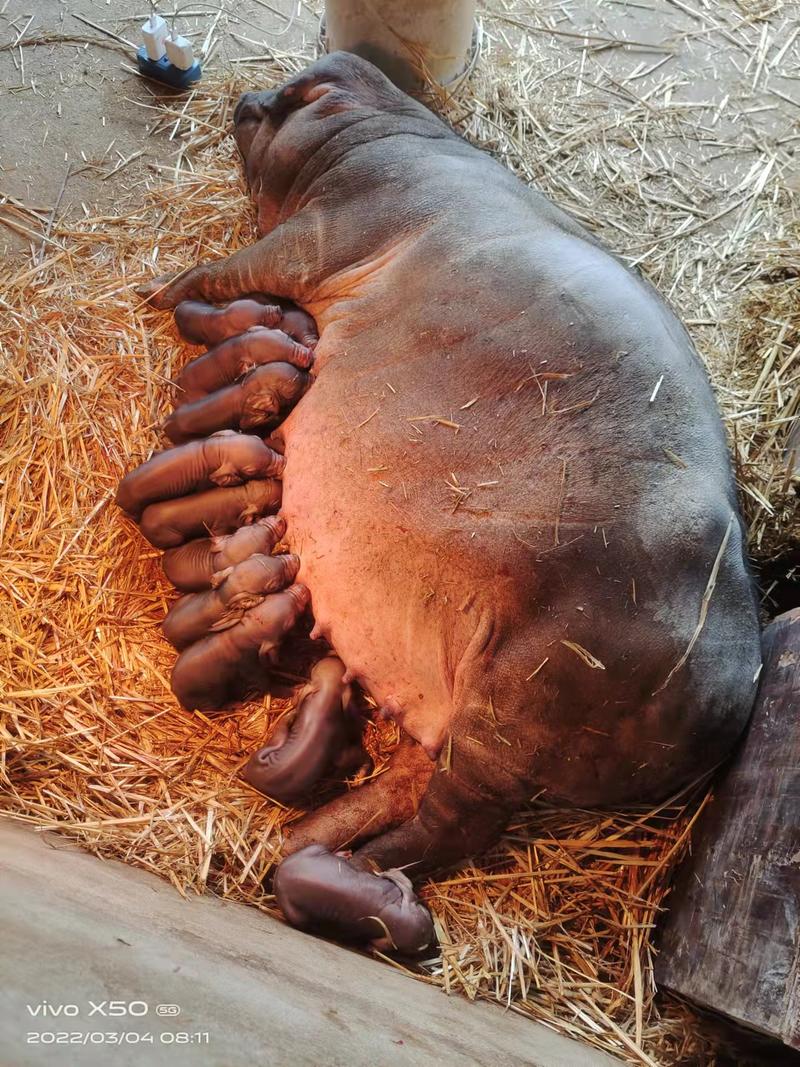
<box><xmin>656</xmin><ymin>608</ymin><xmax>800</xmax><ymax>1048</ymax></box>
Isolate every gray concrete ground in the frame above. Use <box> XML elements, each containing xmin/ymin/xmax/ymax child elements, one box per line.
<box><xmin>0</xmin><ymin>0</ymin><xmax>310</xmax><ymax>259</ymax></box>
<box><xmin>0</xmin><ymin>820</ymin><xmax>621</xmax><ymax>1067</ymax></box>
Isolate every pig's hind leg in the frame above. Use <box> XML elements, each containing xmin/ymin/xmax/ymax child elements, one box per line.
<box><xmin>274</xmin><ymin>702</ymin><xmax>527</xmax><ymax>954</ymax></box>
<box><xmin>279</xmin><ymin>734</ymin><xmax>435</xmax><ymax>853</ymax></box>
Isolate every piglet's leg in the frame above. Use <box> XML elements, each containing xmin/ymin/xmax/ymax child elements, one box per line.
<box><xmin>163</xmin><ymin>552</ymin><xmax>300</xmax><ymax>649</ymax></box>
<box><xmin>170</xmin><ymin>583</ymin><xmax>309</xmax><ymax>712</ymax></box>
<box><xmin>237</xmin><ymin>295</ymin><xmax>318</xmax><ymax>347</ymax></box>
<box><xmin>161</xmin><ymin>516</ymin><xmax>286</xmax><ymax>592</ymax></box>
<box><xmin>242</xmin><ymin>656</ymin><xmax>365</xmax><ymax>805</ymax></box>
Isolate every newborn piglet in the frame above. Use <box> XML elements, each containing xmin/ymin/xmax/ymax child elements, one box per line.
<box><xmin>174</xmin><ymin>296</ymin><xmax>318</xmax><ymax>350</ymax></box>
<box><xmin>164</xmin><ymin>361</ymin><xmax>309</xmax><ymax>444</ymax></box>
<box><xmin>170</xmin><ymin>583</ymin><xmax>310</xmax><ymax>712</ymax></box>
<box><xmin>172</xmin><ymin>329</ymin><xmax>313</xmax><ymax>407</ymax></box>
<box><xmin>242</xmin><ymin>656</ymin><xmax>367</xmax><ymax>806</ymax></box>
<box><xmin>162</xmin><ymin>516</ymin><xmax>286</xmax><ymax>592</ymax></box>
<box><xmin>162</xmin><ymin>551</ymin><xmax>300</xmax><ymax>650</ymax></box>
<box><xmin>275</xmin><ymin>844</ymin><xmax>434</xmax><ymax>956</ymax></box>
<box><xmin>117</xmin><ymin>431</ymin><xmax>285</xmax><ymax>551</ymax></box>
<box><xmin>164</xmin><ymin>297</ymin><xmax>317</xmax><ymax>443</ymax></box>
<box><xmin>116</xmin><ymin>431</ymin><xmax>284</xmax><ymax>521</ymax></box>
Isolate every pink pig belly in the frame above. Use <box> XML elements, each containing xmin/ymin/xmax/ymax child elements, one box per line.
<box><xmin>279</xmin><ymin>397</ymin><xmax>455</xmax><ymax>760</ymax></box>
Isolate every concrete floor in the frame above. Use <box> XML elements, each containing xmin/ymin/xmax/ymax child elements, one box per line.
<box><xmin>0</xmin><ymin>0</ymin><xmax>311</xmax><ymax>259</ymax></box>
<box><xmin>0</xmin><ymin>820</ymin><xmax>621</xmax><ymax>1067</ymax></box>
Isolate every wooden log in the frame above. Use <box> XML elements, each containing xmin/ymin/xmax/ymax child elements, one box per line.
<box><xmin>786</xmin><ymin>417</ymin><xmax>800</xmax><ymax>483</ymax></box>
<box><xmin>656</xmin><ymin>607</ymin><xmax>800</xmax><ymax>1048</ymax></box>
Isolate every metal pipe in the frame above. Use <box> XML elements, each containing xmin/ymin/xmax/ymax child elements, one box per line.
<box><xmin>323</xmin><ymin>0</ymin><xmax>477</xmax><ymax>90</ymax></box>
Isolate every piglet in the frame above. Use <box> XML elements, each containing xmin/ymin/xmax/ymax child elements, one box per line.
<box><xmin>170</xmin><ymin>583</ymin><xmax>309</xmax><ymax>712</ymax></box>
<box><xmin>242</xmin><ymin>656</ymin><xmax>365</xmax><ymax>805</ymax></box>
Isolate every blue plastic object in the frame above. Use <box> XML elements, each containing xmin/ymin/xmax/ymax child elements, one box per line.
<box><xmin>136</xmin><ymin>46</ymin><xmax>202</xmax><ymax>89</ymax></box>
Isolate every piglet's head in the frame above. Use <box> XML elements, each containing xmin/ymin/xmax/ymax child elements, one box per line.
<box><xmin>233</xmin><ymin>51</ymin><xmax>416</xmax><ymax>233</ymax></box>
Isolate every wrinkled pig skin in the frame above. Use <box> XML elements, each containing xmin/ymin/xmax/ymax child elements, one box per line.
<box><xmin>164</xmin><ymin>361</ymin><xmax>309</xmax><ymax>444</ymax></box>
<box><xmin>116</xmin><ymin>432</ymin><xmax>284</xmax><ymax>520</ymax></box>
<box><xmin>161</xmin><ymin>516</ymin><xmax>286</xmax><ymax>592</ymax></box>
<box><xmin>275</xmin><ymin>844</ymin><xmax>434</xmax><ymax>955</ymax></box>
<box><xmin>242</xmin><ymin>655</ymin><xmax>366</xmax><ymax>804</ymax></box>
<box><xmin>139</xmin><ymin>478</ymin><xmax>281</xmax><ymax>549</ymax></box>
<box><xmin>174</xmin><ymin>328</ymin><xmax>313</xmax><ymax>406</ymax></box>
<box><xmin>140</xmin><ymin>54</ymin><xmax>762</xmax><ymax>947</ymax></box>
<box><xmin>175</xmin><ymin>297</ymin><xmax>318</xmax><ymax>349</ymax></box>
<box><xmin>163</xmin><ymin>552</ymin><xmax>300</xmax><ymax>649</ymax></box>
<box><xmin>170</xmin><ymin>583</ymin><xmax>310</xmax><ymax>711</ymax></box>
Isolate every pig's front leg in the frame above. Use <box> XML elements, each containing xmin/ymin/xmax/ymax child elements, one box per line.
<box><xmin>137</xmin><ymin>216</ymin><xmax>317</xmax><ymax>310</ymax></box>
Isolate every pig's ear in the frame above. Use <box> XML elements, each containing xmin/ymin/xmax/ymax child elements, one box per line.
<box><xmin>268</xmin><ymin>74</ymin><xmax>339</xmax><ymax>125</ymax></box>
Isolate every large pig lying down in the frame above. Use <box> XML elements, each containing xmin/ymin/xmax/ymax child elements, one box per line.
<box><xmin>124</xmin><ymin>52</ymin><xmax>761</xmax><ymax>954</ymax></box>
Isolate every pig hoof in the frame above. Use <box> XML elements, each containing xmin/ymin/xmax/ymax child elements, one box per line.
<box><xmin>135</xmin><ymin>274</ymin><xmax>178</xmax><ymax>308</ymax></box>
<box><xmin>274</xmin><ymin>844</ymin><xmax>434</xmax><ymax>956</ymax></box>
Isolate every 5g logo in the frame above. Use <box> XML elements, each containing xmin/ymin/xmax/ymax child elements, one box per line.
<box><xmin>156</xmin><ymin>1005</ymin><xmax>181</xmax><ymax>1017</ymax></box>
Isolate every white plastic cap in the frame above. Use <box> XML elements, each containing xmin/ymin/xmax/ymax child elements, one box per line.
<box><xmin>141</xmin><ymin>13</ymin><xmax>168</xmax><ymax>62</ymax></box>
<box><xmin>165</xmin><ymin>33</ymin><xmax>194</xmax><ymax>71</ymax></box>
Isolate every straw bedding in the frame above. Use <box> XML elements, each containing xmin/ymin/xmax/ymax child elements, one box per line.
<box><xmin>1</xmin><ymin>5</ymin><xmax>797</xmax><ymax>1064</ymax></box>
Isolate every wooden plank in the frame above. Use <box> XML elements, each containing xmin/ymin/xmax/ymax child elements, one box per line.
<box><xmin>786</xmin><ymin>416</ymin><xmax>800</xmax><ymax>478</ymax></box>
<box><xmin>0</xmin><ymin>820</ymin><xmax>621</xmax><ymax>1067</ymax></box>
<box><xmin>656</xmin><ymin>608</ymin><xmax>800</xmax><ymax>1047</ymax></box>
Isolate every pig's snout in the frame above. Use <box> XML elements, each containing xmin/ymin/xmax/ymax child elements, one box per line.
<box><xmin>234</xmin><ymin>91</ymin><xmax>264</xmax><ymax>126</ymax></box>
